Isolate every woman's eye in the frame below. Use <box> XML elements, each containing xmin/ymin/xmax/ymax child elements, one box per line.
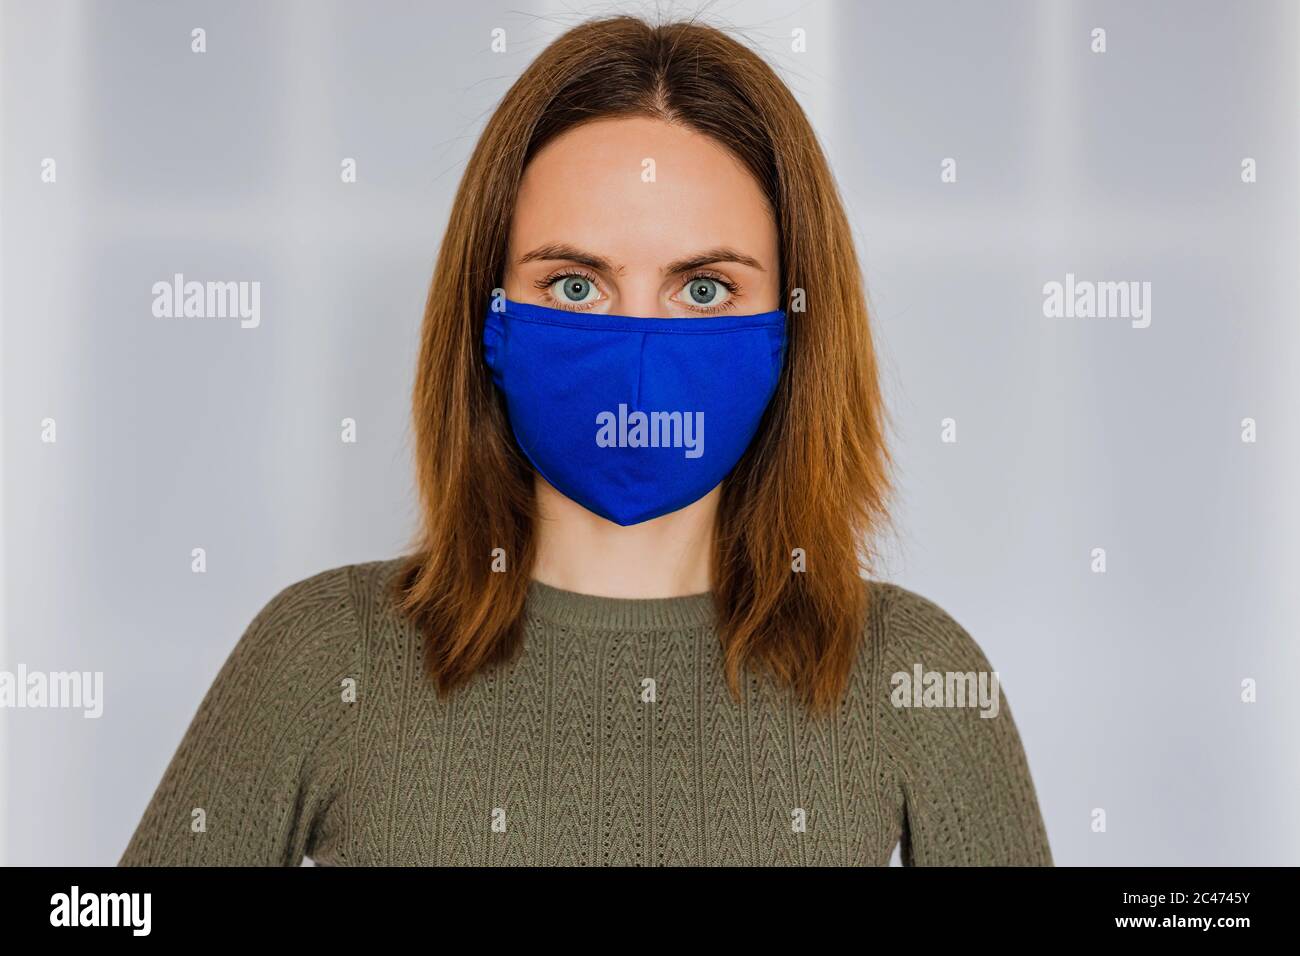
<box><xmin>679</xmin><ymin>277</ymin><xmax>730</xmax><ymax>308</ymax></box>
<box><xmin>549</xmin><ymin>275</ymin><xmax>599</xmax><ymax>304</ymax></box>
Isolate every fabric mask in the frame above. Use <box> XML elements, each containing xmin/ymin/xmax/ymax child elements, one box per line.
<box><xmin>483</xmin><ymin>297</ymin><xmax>787</xmax><ymax>526</ymax></box>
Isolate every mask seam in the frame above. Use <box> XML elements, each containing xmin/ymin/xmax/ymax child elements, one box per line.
<box><xmin>634</xmin><ymin>332</ymin><xmax>646</xmax><ymax>408</ymax></box>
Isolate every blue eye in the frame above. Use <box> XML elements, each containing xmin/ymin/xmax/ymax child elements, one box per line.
<box><xmin>551</xmin><ymin>276</ymin><xmax>597</xmax><ymax>304</ymax></box>
<box><xmin>688</xmin><ymin>279</ymin><xmax>718</xmax><ymax>304</ymax></box>
<box><xmin>680</xmin><ymin>277</ymin><xmax>733</xmax><ymax>309</ymax></box>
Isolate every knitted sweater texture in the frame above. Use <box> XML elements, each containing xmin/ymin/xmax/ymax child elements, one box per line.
<box><xmin>119</xmin><ymin>558</ymin><xmax>1053</xmax><ymax>866</ymax></box>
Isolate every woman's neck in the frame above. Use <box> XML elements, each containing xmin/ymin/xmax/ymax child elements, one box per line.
<box><xmin>530</xmin><ymin>477</ymin><xmax>717</xmax><ymax>598</ymax></box>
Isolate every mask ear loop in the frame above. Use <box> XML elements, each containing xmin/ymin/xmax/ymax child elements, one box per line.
<box><xmin>481</xmin><ymin>314</ymin><xmax>503</xmax><ymax>382</ymax></box>
<box><xmin>771</xmin><ymin>317</ymin><xmax>789</xmax><ymax>393</ymax></box>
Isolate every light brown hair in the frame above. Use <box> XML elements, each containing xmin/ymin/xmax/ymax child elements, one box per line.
<box><xmin>396</xmin><ymin>14</ymin><xmax>892</xmax><ymax>718</ymax></box>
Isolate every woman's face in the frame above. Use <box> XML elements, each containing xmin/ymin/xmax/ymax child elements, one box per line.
<box><xmin>504</xmin><ymin>116</ymin><xmax>780</xmax><ymax>318</ymax></box>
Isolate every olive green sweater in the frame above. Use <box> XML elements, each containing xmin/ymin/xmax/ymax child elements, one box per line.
<box><xmin>118</xmin><ymin>558</ymin><xmax>1052</xmax><ymax>866</ymax></box>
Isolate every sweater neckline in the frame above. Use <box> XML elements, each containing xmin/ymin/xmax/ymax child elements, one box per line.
<box><xmin>524</xmin><ymin>579</ymin><xmax>717</xmax><ymax>631</ymax></box>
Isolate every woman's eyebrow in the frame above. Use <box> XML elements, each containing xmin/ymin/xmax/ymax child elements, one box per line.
<box><xmin>516</xmin><ymin>243</ymin><xmax>764</xmax><ymax>275</ymax></box>
<box><xmin>663</xmin><ymin>247</ymin><xmax>765</xmax><ymax>274</ymax></box>
<box><xmin>517</xmin><ymin>243</ymin><xmax>618</xmax><ymax>273</ymax></box>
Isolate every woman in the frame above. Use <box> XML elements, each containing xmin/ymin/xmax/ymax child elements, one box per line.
<box><xmin>120</xmin><ymin>15</ymin><xmax>1052</xmax><ymax>866</ymax></box>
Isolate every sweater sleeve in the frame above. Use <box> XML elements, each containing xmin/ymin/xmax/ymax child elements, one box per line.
<box><xmin>874</xmin><ymin>583</ymin><xmax>1053</xmax><ymax>866</ymax></box>
<box><xmin>118</xmin><ymin>566</ymin><xmax>359</xmax><ymax>866</ymax></box>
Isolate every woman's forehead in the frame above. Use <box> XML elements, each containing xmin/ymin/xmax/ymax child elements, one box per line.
<box><xmin>511</xmin><ymin>117</ymin><xmax>776</xmax><ymax>268</ymax></box>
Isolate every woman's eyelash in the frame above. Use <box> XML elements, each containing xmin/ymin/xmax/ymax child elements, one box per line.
<box><xmin>682</xmin><ymin>270</ymin><xmax>740</xmax><ymax>297</ymax></box>
<box><xmin>532</xmin><ymin>268</ymin><xmax>599</xmax><ymax>292</ymax></box>
<box><xmin>531</xmin><ymin>268</ymin><xmax>742</xmax><ymax>312</ymax></box>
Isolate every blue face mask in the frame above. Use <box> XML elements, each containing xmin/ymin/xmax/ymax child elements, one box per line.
<box><xmin>483</xmin><ymin>297</ymin><xmax>787</xmax><ymax>526</ymax></box>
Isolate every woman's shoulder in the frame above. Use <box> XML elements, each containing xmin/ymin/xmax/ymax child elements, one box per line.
<box><xmin>257</xmin><ymin>557</ymin><xmax>409</xmax><ymax>617</ymax></box>
<box><xmin>233</xmin><ymin>557</ymin><xmax>412</xmax><ymax>674</ymax></box>
<box><xmin>861</xmin><ymin>578</ymin><xmax>997</xmax><ymax>674</ymax></box>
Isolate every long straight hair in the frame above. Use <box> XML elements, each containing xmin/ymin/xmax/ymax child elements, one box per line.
<box><xmin>396</xmin><ymin>14</ymin><xmax>893</xmax><ymax>718</ymax></box>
